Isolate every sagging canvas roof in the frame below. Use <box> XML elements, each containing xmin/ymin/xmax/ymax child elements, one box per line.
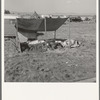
<box><xmin>16</xmin><ymin>17</ymin><xmax>68</xmax><ymax>32</ymax></box>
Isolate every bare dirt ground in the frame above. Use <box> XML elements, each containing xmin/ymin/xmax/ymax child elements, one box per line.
<box><xmin>4</xmin><ymin>21</ymin><xmax>96</xmax><ymax>82</ymax></box>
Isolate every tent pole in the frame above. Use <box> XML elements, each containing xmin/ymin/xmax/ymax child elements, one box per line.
<box><xmin>15</xmin><ymin>19</ymin><xmax>21</xmax><ymax>53</ymax></box>
<box><xmin>68</xmin><ymin>16</ymin><xmax>71</xmax><ymax>48</ymax></box>
<box><xmin>44</xmin><ymin>17</ymin><xmax>47</xmax><ymax>34</ymax></box>
<box><xmin>54</xmin><ymin>31</ymin><xmax>56</xmax><ymax>40</ymax></box>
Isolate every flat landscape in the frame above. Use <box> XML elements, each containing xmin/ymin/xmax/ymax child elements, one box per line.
<box><xmin>4</xmin><ymin>21</ymin><xmax>96</xmax><ymax>82</ymax></box>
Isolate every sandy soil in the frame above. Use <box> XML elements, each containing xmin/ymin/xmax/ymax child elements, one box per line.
<box><xmin>4</xmin><ymin>22</ymin><xmax>96</xmax><ymax>82</ymax></box>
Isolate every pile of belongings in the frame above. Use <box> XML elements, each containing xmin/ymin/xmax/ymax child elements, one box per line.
<box><xmin>59</xmin><ymin>39</ymin><xmax>81</xmax><ymax>48</ymax></box>
<box><xmin>45</xmin><ymin>39</ymin><xmax>81</xmax><ymax>50</ymax></box>
<box><xmin>20</xmin><ymin>40</ymin><xmax>47</xmax><ymax>52</ymax></box>
<box><xmin>20</xmin><ymin>39</ymin><xmax>81</xmax><ymax>52</ymax></box>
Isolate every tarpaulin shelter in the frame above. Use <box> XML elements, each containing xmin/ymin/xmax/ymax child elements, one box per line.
<box><xmin>16</xmin><ymin>17</ymin><xmax>68</xmax><ymax>32</ymax></box>
<box><xmin>15</xmin><ymin>17</ymin><xmax>68</xmax><ymax>42</ymax></box>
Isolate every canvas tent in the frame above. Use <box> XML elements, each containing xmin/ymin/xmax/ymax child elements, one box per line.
<box><xmin>30</xmin><ymin>11</ymin><xmax>41</xmax><ymax>19</ymax></box>
<box><xmin>4</xmin><ymin>19</ymin><xmax>16</xmax><ymax>38</ymax></box>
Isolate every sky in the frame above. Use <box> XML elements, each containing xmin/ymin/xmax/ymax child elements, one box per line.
<box><xmin>5</xmin><ymin>0</ymin><xmax>96</xmax><ymax>14</ymax></box>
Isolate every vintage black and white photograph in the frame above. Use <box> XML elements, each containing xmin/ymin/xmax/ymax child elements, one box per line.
<box><xmin>4</xmin><ymin>0</ymin><xmax>96</xmax><ymax>82</ymax></box>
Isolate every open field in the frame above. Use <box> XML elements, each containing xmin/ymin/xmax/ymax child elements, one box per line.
<box><xmin>4</xmin><ymin>21</ymin><xmax>96</xmax><ymax>82</ymax></box>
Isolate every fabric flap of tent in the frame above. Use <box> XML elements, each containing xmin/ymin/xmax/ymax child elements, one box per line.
<box><xmin>17</xmin><ymin>18</ymin><xmax>43</xmax><ymax>31</ymax></box>
<box><xmin>16</xmin><ymin>18</ymin><xmax>68</xmax><ymax>32</ymax></box>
